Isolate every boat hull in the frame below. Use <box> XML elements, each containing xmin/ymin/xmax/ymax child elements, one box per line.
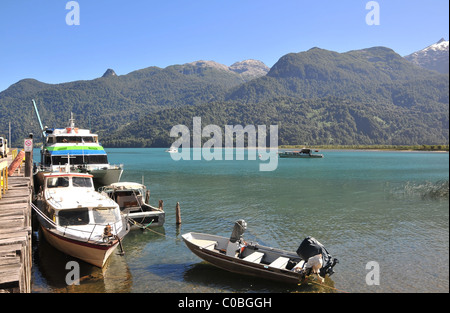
<box><xmin>127</xmin><ymin>211</ymin><xmax>165</xmax><ymax>229</ymax></box>
<box><xmin>279</xmin><ymin>154</ymin><xmax>323</xmax><ymax>158</ymax></box>
<box><xmin>90</xmin><ymin>167</ymin><xmax>123</xmax><ymax>187</ymax></box>
<box><xmin>182</xmin><ymin>233</ymin><xmax>304</xmax><ymax>284</ymax></box>
<box><xmin>40</xmin><ymin>225</ymin><xmax>120</xmax><ymax>268</ymax></box>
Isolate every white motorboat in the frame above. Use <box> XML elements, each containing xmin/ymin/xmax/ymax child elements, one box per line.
<box><xmin>99</xmin><ymin>182</ymin><xmax>165</xmax><ymax>229</ymax></box>
<box><xmin>33</xmin><ymin>172</ymin><xmax>129</xmax><ymax>267</ymax></box>
<box><xmin>165</xmin><ymin>146</ymin><xmax>178</xmax><ymax>153</ymax></box>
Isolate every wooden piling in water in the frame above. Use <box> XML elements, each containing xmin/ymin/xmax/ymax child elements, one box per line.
<box><xmin>145</xmin><ymin>190</ymin><xmax>150</xmax><ymax>204</ymax></box>
<box><xmin>176</xmin><ymin>202</ymin><xmax>182</xmax><ymax>225</ymax></box>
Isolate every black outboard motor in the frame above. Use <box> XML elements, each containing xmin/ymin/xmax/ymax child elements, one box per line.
<box><xmin>226</xmin><ymin>220</ymin><xmax>247</xmax><ymax>257</ymax></box>
<box><xmin>230</xmin><ymin>219</ymin><xmax>247</xmax><ymax>243</ymax></box>
<box><xmin>296</xmin><ymin>236</ymin><xmax>338</xmax><ymax>277</ymax></box>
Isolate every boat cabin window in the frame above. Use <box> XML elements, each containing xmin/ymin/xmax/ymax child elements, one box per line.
<box><xmin>58</xmin><ymin>208</ymin><xmax>90</xmax><ymax>226</ymax></box>
<box><xmin>46</xmin><ymin>137</ymin><xmax>55</xmax><ymax>144</ymax></box>
<box><xmin>92</xmin><ymin>208</ymin><xmax>120</xmax><ymax>224</ymax></box>
<box><xmin>51</xmin><ymin>154</ymin><xmax>108</xmax><ymax>165</ymax></box>
<box><xmin>72</xmin><ymin>177</ymin><xmax>93</xmax><ymax>188</ymax></box>
<box><xmin>47</xmin><ymin>176</ymin><xmax>70</xmax><ymax>188</ymax></box>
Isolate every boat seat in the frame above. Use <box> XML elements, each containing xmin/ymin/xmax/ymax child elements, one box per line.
<box><xmin>124</xmin><ymin>201</ymin><xmax>138</xmax><ymax>207</ymax></box>
<box><xmin>191</xmin><ymin>239</ymin><xmax>217</xmax><ymax>251</ymax></box>
<box><xmin>292</xmin><ymin>260</ymin><xmax>305</xmax><ymax>271</ymax></box>
<box><xmin>242</xmin><ymin>251</ymin><xmax>264</xmax><ymax>263</ymax></box>
<box><xmin>269</xmin><ymin>257</ymin><xmax>290</xmax><ymax>269</ymax></box>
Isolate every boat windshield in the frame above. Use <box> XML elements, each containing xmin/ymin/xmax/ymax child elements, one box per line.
<box><xmin>92</xmin><ymin>208</ymin><xmax>120</xmax><ymax>224</ymax></box>
<box><xmin>55</xmin><ymin>136</ymin><xmax>96</xmax><ymax>143</ymax></box>
<box><xmin>47</xmin><ymin>176</ymin><xmax>70</xmax><ymax>188</ymax></box>
<box><xmin>72</xmin><ymin>177</ymin><xmax>93</xmax><ymax>188</ymax></box>
<box><xmin>58</xmin><ymin>208</ymin><xmax>90</xmax><ymax>226</ymax></box>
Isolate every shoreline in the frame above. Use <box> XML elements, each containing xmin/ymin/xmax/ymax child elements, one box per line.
<box><xmin>279</xmin><ymin>145</ymin><xmax>449</xmax><ymax>152</ymax></box>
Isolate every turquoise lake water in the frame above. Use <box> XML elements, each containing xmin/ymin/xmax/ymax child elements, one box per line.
<box><xmin>31</xmin><ymin>148</ymin><xmax>449</xmax><ymax>293</ymax></box>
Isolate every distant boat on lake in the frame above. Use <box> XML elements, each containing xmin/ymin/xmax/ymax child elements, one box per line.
<box><xmin>165</xmin><ymin>146</ymin><xmax>178</xmax><ymax>153</ymax></box>
<box><xmin>279</xmin><ymin>148</ymin><xmax>324</xmax><ymax>158</ymax></box>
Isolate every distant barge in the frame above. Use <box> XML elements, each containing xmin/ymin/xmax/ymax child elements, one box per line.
<box><xmin>278</xmin><ymin>148</ymin><xmax>324</xmax><ymax>158</ymax></box>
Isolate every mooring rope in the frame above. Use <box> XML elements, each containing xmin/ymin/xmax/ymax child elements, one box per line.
<box><xmin>127</xmin><ymin>217</ymin><xmax>182</xmax><ymax>241</ymax></box>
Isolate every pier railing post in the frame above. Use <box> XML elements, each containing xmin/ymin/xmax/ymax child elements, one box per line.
<box><xmin>24</xmin><ymin>136</ymin><xmax>33</xmax><ymax>178</ymax></box>
<box><xmin>0</xmin><ymin>161</ymin><xmax>8</xmax><ymax>198</ymax></box>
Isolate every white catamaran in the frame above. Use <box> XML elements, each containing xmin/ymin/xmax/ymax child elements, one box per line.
<box><xmin>32</xmin><ymin>100</ymin><xmax>123</xmax><ymax>188</ymax></box>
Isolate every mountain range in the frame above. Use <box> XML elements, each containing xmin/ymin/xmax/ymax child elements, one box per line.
<box><xmin>0</xmin><ymin>40</ymin><xmax>448</xmax><ymax>147</ymax></box>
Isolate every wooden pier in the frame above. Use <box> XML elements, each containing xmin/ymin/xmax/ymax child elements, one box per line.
<box><xmin>0</xmin><ymin>151</ymin><xmax>32</xmax><ymax>293</ymax></box>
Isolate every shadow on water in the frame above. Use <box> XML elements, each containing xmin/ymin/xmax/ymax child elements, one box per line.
<box><xmin>123</xmin><ymin>226</ymin><xmax>166</xmax><ymax>245</ymax></box>
<box><xmin>145</xmin><ymin>261</ymin><xmax>338</xmax><ymax>293</ymax></box>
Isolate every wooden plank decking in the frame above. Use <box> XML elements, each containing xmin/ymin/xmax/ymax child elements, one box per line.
<box><xmin>0</xmin><ymin>152</ymin><xmax>32</xmax><ymax>293</ymax></box>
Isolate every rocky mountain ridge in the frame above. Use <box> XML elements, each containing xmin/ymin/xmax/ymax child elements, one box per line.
<box><xmin>404</xmin><ymin>38</ymin><xmax>449</xmax><ymax>74</ymax></box>
<box><xmin>0</xmin><ymin>43</ymin><xmax>447</xmax><ymax>147</ymax></box>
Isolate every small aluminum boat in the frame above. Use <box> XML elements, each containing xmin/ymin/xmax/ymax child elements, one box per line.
<box><xmin>182</xmin><ymin>220</ymin><xmax>338</xmax><ymax>284</ymax></box>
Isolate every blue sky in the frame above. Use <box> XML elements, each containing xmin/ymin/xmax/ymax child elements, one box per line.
<box><xmin>0</xmin><ymin>0</ymin><xmax>448</xmax><ymax>92</ymax></box>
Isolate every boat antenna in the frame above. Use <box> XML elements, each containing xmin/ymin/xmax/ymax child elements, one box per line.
<box><xmin>32</xmin><ymin>99</ymin><xmax>46</xmax><ymax>138</ymax></box>
<box><xmin>65</xmin><ymin>153</ymin><xmax>70</xmax><ymax>173</ymax></box>
<box><xmin>69</xmin><ymin>112</ymin><xmax>75</xmax><ymax>128</ymax></box>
